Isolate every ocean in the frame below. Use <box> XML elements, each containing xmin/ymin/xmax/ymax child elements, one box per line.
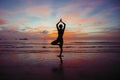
<box><xmin>0</xmin><ymin>40</ymin><xmax>120</xmax><ymax>54</ymax></box>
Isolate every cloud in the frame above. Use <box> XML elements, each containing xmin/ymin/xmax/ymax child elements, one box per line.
<box><xmin>0</xmin><ymin>25</ymin><xmax>20</xmax><ymax>30</ymax></box>
<box><xmin>55</xmin><ymin>0</ymin><xmax>106</xmax><ymax>25</ymax></box>
<box><xmin>0</xmin><ymin>0</ymin><xmax>119</xmax><ymax>40</ymax></box>
<box><xmin>0</xmin><ymin>29</ymin><xmax>45</xmax><ymax>40</ymax></box>
<box><xmin>92</xmin><ymin>21</ymin><xmax>111</xmax><ymax>26</ymax></box>
<box><xmin>46</xmin><ymin>29</ymin><xmax>88</xmax><ymax>39</ymax></box>
<box><xmin>0</xmin><ymin>10</ymin><xmax>8</xmax><ymax>17</ymax></box>
<box><xmin>79</xmin><ymin>0</ymin><xmax>105</xmax><ymax>7</ymax></box>
<box><xmin>40</xmin><ymin>30</ymin><xmax>48</xmax><ymax>34</ymax></box>
<box><xmin>26</xmin><ymin>5</ymin><xmax>52</xmax><ymax>17</ymax></box>
<box><xmin>7</xmin><ymin>26</ymin><xmax>20</xmax><ymax>31</ymax></box>
<box><xmin>0</xmin><ymin>19</ymin><xmax>6</xmax><ymax>25</ymax></box>
<box><xmin>22</xmin><ymin>27</ymin><xmax>42</xmax><ymax>32</ymax></box>
<box><xmin>55</xmin><ymin>0</ymin><xmax>120</xmax><ymax>30</ymax></box>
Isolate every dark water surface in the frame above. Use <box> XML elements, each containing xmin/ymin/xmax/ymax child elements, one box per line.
<box><xmin>0</xmin><ymin>40</ymin><xmax>120</xmax><ymax>80</ymax></box>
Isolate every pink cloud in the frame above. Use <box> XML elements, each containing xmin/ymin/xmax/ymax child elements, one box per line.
<box><xmin>8</xmin><ymin>26</ymin><xmax>20</xmax><ymax>31</ymax></box>
<box><xmin>61</xmin><ymin>13</ymin><xmax>95</xmax><ymax>24</ymax></box>
<box><xmin>0</xmin><ymin>19</ymin><xmax>6</xmax><ymax>25</ymax></box>
<box><xmin>61</xmin><ymin>13</ymin><xmax>80</xmax><ymax>23</ymax></box>
<box><xmin>56</xmin><ymin>0</ymin><xmax>110</xmax><ymax>25</ymax></box>
<box><xmin>58</xmin><ymin>7</ymin><xmax>111</xmax><ymax>27</ymax></box>
<box><xmin>26</xmin><ymin>5</ymin><xmax>52</xmax><ymax>17</ymax></box>
<box><xmin>56</xmin><ymin>1</ymin><xmax>101</xmax><ymax>24</ymax></box>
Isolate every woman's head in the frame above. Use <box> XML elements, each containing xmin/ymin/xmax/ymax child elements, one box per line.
<box><xmin>59</xmin><ymin>24</ymin><xmax>63</xmax><ymax>29</ymax></box>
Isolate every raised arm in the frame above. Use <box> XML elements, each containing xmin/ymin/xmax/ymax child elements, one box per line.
<box><xmin>56</xmin><ymin>20</ymin><xmax>60</xmax><ymax>30</ymax></box>
<box><xmin>62</xmin><ymin>22</ymin><xmax>66</xmax><ymax>30</ymax></box>
<box><xmin>56</xmin><ymin>19</ymin><xmax>66</xmax><ymax>30</ymax></box>
<box><xmin>61</xmin><ymin>20</ymin><xmax>66</xmax><ymax>30</ymax></box>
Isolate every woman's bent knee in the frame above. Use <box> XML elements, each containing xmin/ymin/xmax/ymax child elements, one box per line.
<box><xmin>51</xmin><ymin>40</ymin><xmax>57</xmax><ymax>45</ymax></box>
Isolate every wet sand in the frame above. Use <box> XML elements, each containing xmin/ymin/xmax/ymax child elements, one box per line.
<box><xmin>0</xmin><ymin>53</ymin><xmax>120</xmax><ymax>80</ymax></box>
<box><xmin>0</xmin><ymin>40</ymin><xmax>120</xmax><ymax>80</ymax></box>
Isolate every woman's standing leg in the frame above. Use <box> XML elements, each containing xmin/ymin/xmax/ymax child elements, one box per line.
<box><xmin>58</xmin><ymin>39</ymin><xmax>63</xmax><ymax>57</ymax></box>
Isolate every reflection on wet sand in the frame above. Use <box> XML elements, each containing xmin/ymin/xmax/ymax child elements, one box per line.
<box><xmin>52</xmin><ymin>57</ymin><xmax>64</xmax><ymax>80</ymax></box>
<box><xmin>0</xmin><ymin>52</ymin><xmax>120</xmax><ymax>80</ymax></box>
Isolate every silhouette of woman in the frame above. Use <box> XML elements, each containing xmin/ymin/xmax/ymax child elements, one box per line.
<box><xmin>51</xmin><ymin>19</ymin><xmax>66</xmax><ymax>57</ymax></box>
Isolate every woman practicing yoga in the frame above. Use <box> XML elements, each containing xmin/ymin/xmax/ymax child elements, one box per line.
<box><xmin>51</xmin><ymin>19</ymin><xmax>66</xmax><ymax>57</ymax></box>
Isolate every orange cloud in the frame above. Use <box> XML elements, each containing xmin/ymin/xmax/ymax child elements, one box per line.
<box><xmin>46</xmin><ymin>30</ymin><xmax>88</xmax><ymax>39</ymax></box>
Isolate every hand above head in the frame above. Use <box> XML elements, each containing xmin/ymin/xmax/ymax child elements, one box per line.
<box><xmin>60</xmin><ymin>18</ymin><xmax>62</xmax><ymax>22</ymax></box>
<box><xmin>60</xmin><ymin>19</ymin><xmax>65</xmax><ymax>24</ymax></box>
<box><xmin>56</xmin><ymin>18</ymin><xmax>66</xmax><ymax>30</ymax></box>
<box><xmin>57</xmin><ymin>18</ymin><xmax>66</xmax><ymax>25</ymax></box>
<box><xmin>57</xmin><ymin>18</ymin><xmax>62</xmax><ymax>24</ymax></box>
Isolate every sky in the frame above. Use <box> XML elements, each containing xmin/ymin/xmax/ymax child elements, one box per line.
<box><xmin>0</xmin><ymin>0</ymin><xmax>120</xmax><ymax>40</ymax></box>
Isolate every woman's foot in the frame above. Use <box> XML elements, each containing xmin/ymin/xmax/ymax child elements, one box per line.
<box><xmin>57</xmin><ymin>55</ymin><xmax>64</xmax><ymax>57</ymax></box>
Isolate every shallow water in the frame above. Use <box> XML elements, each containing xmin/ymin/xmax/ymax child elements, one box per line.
<box><xmin>0</xmin><ymin>40</ymin><xmax>120</xmax><ymax>80</ymax></box>
<box><xmin>0</xmin><ymin>40</ymin><xmax>120</xmax><ymax>53</ymax></box>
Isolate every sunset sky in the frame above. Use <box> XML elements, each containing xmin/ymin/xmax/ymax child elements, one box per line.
<box><xmin>0</xmin><ymin>0</ymin><xmax>120</xmax><ymax>40</ymax></box>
